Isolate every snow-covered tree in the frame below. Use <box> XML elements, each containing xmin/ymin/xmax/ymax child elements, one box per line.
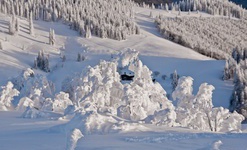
<box><xmin>62</xmin><ymin>55</ymin><xmax>66</xmax><ymax>62</ymax></box>
<box><xmin>29</xmin><ymin>11</ymin><xmax>34</xmax><ymax>36</ymax></box>
<box><xmin>9</xmin><ymin>16</ymin><xmax>16</xmax><ymax>35</ymax></box>
<box><xmin>16</xmin><ymin>97</ymin><xmax>33</xmax><ymax>111</ymax></box>
<box><xmin>0</xmin><ymin>41</ymin><xmax>3</xmax><ymax>50</ymax></box>
<box><xmin>0</xmin><ymin>82</ymin><xmax>19</xmax><ymax>111</ymax></box>
<box><xmin>85</xmin><ymin>26</ymin><xmax>91</xmax><ymax>39</ymax></box>
<box><xmin>173</xmin><ymin>76</ymin><xmax>244</xmax><ymax>132</ymax></box>
<box><xmin>15</xmin><ymin>18</ymin><xmax>19</xmax><ymax>33</ymax></box>
<box><xmin>49</xmin><ymin>29</ymin><xmax>55</xmax><ymax>45</ymax></box>
<box><xmin>62</xmin><ymin>49</ymin><xmax>176</xmax><ymax>127</ymax></box>
<box><xmin>171</xmin><ymin>70</ymin><xmax>179</xmax><ymax>90</ymax></box>
<box><xmin>223</xmin><ymin>48</ymin><xmax>247</xmax><ymax>120</ymax></box>
<box><xmin>53</xmin><ymin>92</ymin><xmax>73</xmax><ymax>113</ymax></box>
<box><xmin>35</xmin><ymin>51</ymin><xmax>50</xmax><ymax>72</ymax></box>
<box><xmin>12</xmin><ymin>68</ymin><xmax>54</xmax><ymax>100</ymax></box>
<box><xmin>77</xmin><ymin>53</ymin><xmax>81</xmax><ymax>62</ymax></box>
<box><xmin>149</xmin><ymin>11</ymin><xmax>153</xmax><ymax>18</ymax></box>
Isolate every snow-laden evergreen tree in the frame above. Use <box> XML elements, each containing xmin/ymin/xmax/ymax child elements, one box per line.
<box><xmin>77</xmin><ymin>53</ymin><xmax>81</xmax><ymax>62</ymax></box>
<box><xmin>49</xmin><ymin>29</ymin><xmax>55</xmax><ymax>45</ymax></box>
<box><xmin>85</xmin><ymin>26</ymin><xmax>91</xmax><ymax>39</ymax></box>
<box><xmin>165</xmin><ymin>3</ymin><xmax>169</xmax><ymax>12</ymax></box>
<box><xmin>171</xmin><ymin>70</ymin><xmax>178</xmax><ymax>90</ymax></box>
<box><xmin>29</xmin><ymin>11</ymin><xmax>34</xmax><ymax>36</ymax></box>
<box><xmin>15</xmin><ymin>18</ymin><xmax>19</xmax><ymax>33</ymax></box>
<box><xmin>9</xmin><ymin>16</ymin><xmax>16</xmax><ymax>35</ymax></box>
<box><xmin>52</xmin><ymin>92</ymin><xmax>73</xmax><ymax>113</ymax></box>
<box><xmin>62</xmin><ymin>55</ymin><xmax>66</xmax><ymax>62</ymax></box>
<box><xmin>223</xmin><ymin>47</ymin><xmax>247</xmax><ymax>120</ymax></box>
<box><xmin>43</xmin><ymin>57</ymin><xmax>50</xmax><ymax>72</ymax></box>
<box><xmin>149</xmin><ymin>11</ymin><xmax>153</xmax><ymax>18</ymax></box>
<box><xmin>35</xmin><ymin>51</ymin><xmax>50</xmax><ymax>72</ymax></box>
<box><xmin>0</xmin><ymin>82</ymin><xmax>19</xmax><ymax>111</ymax></box>
<box><xmin>0</xmin><ymin>41</ymin><xmax>3</xmax><ymax>50</ymax></box>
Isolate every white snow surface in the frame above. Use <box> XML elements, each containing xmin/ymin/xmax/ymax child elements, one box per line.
<box><xmin>0</xmin><ymin>6</ymin><xmax>244</xmax><ymax>150</ymax></box>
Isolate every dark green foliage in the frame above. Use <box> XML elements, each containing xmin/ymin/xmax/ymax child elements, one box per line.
<box><xmin>34</xmin><ymin>51</ymin><xmax>50</xmax><ymax>72</ymax></box>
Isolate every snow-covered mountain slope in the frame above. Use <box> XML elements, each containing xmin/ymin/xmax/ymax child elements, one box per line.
<box><xmin>0</xmin><ymin>4</ymin><xmax>244</xmax><ymax>150</ymax></box>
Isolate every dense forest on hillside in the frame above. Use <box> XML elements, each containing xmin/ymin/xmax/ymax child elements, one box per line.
<box><xmin>0</xmin><ymin>0</ymin><xmax>140</xmax><ymax>40</ymax></box>
<box><xmin>155</xmin><ymin>16</ymin><xmax>247</xmax><ymax>59</ymax></box>
<box><xmin>133</xmin><ymin>0</ymin><xmax>172</xmax><ymax>6</ymax></box>
<box><xmin>136</xmin><ymin>0</ymin><xmax>247</xmax><ymax>9</ymax></box>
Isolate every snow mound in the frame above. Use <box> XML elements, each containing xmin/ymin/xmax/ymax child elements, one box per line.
<box><xmin>212</xmin><ymin>140</ymin><xmax>223</xmax><ymax>150</ymax></box>
<box><xmin>64</xmin><ymin>111</ymin><xmax>117</xmax><ymax>134</ymax></box>
<box><xmin>21</xmin><ymin>107</ymin><xmax>47</xmax><ymax>119</ymax></box>
<box><xmin>66</xmin><ymin>128</ymin><xmax>83</xmax><ymax>150</ymax></box>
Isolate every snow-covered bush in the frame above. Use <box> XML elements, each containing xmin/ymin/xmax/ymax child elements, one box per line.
<box><xmin>0</xmin><ymin>0</ymin><xmax>139</xmax><ymax>40</ymax></box>
<box><xmin>62</xmin><ymin>60</ymin><xmax>123</xmax><ymax>112</ymax></box>
<box><xmin>16</xmin><ymin>97</ymin><xmax>33</xmax><ymax>111</ymax></box>
<box><xmin>173</xmin><ymin>76</ymin><xmax>244</xmax><ymax>132</ymax></box>
<box><xmin>144</xmin><ymin>109</ymin><xmax>177</xmax><ymax>126</ymax></box>
<box><xmin>12</xmin><ymin>68</ymin><xmax>54</xmax><ymax>99</ymax></box>
<box><xmin>53</xmin><ymin>92</ymin><xmax>73</xmax><ymax>113</ymax></box>
<box><xmin>155</xmin><ymin>16</ymin><xmax>247</xmax><ymax>59</ymax></box>
<box><xmin>0</xmin><ymin>82</ymin><xmax>19</xmax><ymax>111</ymax></box>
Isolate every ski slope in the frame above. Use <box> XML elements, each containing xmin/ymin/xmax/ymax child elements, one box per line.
<box><xmin>0</xmin><ymin>6</ymin><xmax>244</xmax><ymax>150</ymax></box>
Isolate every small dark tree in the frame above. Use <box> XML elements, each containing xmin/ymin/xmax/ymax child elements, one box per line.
<box><xmin>223</xmin><ymin>60</ymin><xmax>230</xmax><ymax>80</ymax></box>
<box><xmin>35</xmin><ymin>50</ymin><xmax>50</xmax><ymax>72</ymax></box>
<box><xmin>43</xmin><ymin>57</ymin><xmax>50</xmax><ymax>72</ymax></box>
<box><xmin>62</xmin><ymin>55</ymin><xmax>66</xmax><ymax>62</ymax></box>
<box><xmin>81</xmin><ymin>55</ymin><xmax>85</xmax><ymax>61</ymax></box>
<box><xmin>33</xmin><ymin>59</ymin><xmax>37</xmax><ymax>69</ymax></box>
<box><xmin>171</xmin><ymin>70</ymin><xmax>179</xmax><ymax>90</ymax></box>
<box><xmin>77</xmin><ymin>53</ymin><xmax>81</xmax><ymax>62</ymax></box>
